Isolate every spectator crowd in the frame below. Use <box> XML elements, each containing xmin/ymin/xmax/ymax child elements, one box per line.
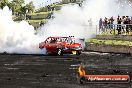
<box><xmin>99</xmin><ymin>16</ymin><xmax>132</xmax><ymax>34</ymax></box>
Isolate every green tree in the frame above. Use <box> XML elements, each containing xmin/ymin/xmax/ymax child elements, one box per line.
<box><xmin>20</xmin><ymin>5</ymin><xmax>27</xmax><ymax>15</ymax></box>
<box><xmin>12</xmin><ymin>0</ymin><xmax>24</xmax><ymax>5</ymax></box>
<box><xmin>26</xmin><ymin>1</ymin><xmax>35</xmax><ymax>13</ymax></box>
<box><xmin>7</xmin><ymin>2</ymin><xmax>13</xmax><ymax>10</ymax></box>
<box><xmin>11</xmin><ymin>0</ymin><xmax>25</xmax><ymax>15</ymax></box>
<box><xmin>9</xmin><ymin>1</ymin><xmax>15</xmax><ymax>14</ymax></box>
<box><xmin>0</xmin><ymin>0</ymin><xmax>9</xmax><ymax>9</ymax></box>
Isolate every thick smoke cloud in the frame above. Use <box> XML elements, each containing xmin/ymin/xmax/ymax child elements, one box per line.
<box><xmin>0</xmin><ymin>6</ymin><xmax>43</xmax><ymax>54</ymax></box>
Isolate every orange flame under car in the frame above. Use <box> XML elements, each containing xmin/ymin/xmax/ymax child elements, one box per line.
<box><xmin>78</xmin><ymin>65</ymin><xmax>86</xmax><ymax>76</ymax></box>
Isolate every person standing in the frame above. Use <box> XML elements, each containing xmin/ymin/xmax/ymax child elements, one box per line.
<box><xmin>99</xmin><ymin>18</ymin><xmax>103</xmax><ymax>32</ymax></box>
<box><xmin>117</xmin><ymin>17</ymin><xmax>122</xmax><ymax>35</ymax></box>
<box><xmin>130</xmin><ymin>17</ymin><xmax>132</xmax><ymax>31</ymax></box>
<box><xmin>109</xmin><ymin>16</ymin><xmax>114</xmax><ymax>34</ymax></box>
<box><xmin>103</xmin><ymin>17</ymin><xmax>108</xmax><ymax>32</ymax></box>
<box><xmin>126</xmin><ymin>16</ymin><xmax>130</xmax><ymax>34</ymax></box>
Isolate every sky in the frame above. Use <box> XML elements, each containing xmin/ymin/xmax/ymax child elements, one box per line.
<box><xmin>9</xmin><ymin>0</ymin><xmax>62</xmax><ymax>9</ymax></box>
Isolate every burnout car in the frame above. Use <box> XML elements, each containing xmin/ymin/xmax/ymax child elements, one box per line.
<box><xmin>39</xmin><ymin>36</ymin><xmax>82</xmax><ymax>55</ymax></box>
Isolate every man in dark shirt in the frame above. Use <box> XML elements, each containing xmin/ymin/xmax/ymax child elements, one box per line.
<box><xmin>117</xmin><ymin>16</ymin><xmax>122</xmax><ymax>34</ymax></box>
<box><xmin>103</xmin><ymin>17</ymin><xmax>108</xmax><ymax>32</ymax></box>
<box><xmin>125</xmin><ymin>16</ymin><xmax>130</xmax><ymax>34</ymax></box>
<box><xmin>99</xmin><ymin>18</ymin><xmax>103</xmax><ymax>32</ymax></box>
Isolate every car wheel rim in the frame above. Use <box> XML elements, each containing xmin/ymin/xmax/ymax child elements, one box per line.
<box><xmin>58</xmin><ymin>49</ymin><xmax>62</xmax><ymax>55</ymax></box>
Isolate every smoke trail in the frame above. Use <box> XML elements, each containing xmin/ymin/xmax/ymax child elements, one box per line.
<box><xmin>0</xmin><ymin>6</ymin><xmax>44</xmax><ymax>54</ymax></box>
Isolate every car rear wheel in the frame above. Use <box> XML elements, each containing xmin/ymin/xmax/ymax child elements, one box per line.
<box><xmin>45</xmin><ymin>49</ymin><xmax>49</xmax><ymax>55</ymax></box>
<box><xmin>57</xmin><ymin>49</ymin><xmax>63</xmax><ymax>56</ymax></box>
<box><xmin>76</xmin><ymin>51</ymin><xmax>81</xmax><ymax>55</ymax></box>
<box><xmin>79</xmin><ymin>76</ymin><xmax>86</xmax><ymax>84</ymax></box>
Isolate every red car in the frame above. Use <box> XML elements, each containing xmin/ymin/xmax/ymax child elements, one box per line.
<box><xmin>39</xmin><ymin>36</ymin><xmax>82</xmax><ymax>55</ymax></box>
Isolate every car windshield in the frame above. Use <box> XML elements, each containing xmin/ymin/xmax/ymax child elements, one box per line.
<box><xmin>57</xmin><ymin>37</ymin><xmax>75</xmax><ymax>43</ymax></box>
<box><xmin>46</xmin><ymin>37</ymin><xmax>75</xmax><ymax>43</ymax></box>
<box><xmin>56</xmin><ymin>37</ymin><xmax>68</xmax><ymax>42</ymax></box>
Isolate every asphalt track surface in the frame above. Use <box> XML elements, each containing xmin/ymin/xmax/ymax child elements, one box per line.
<box><xmin>0</xmin><ymin>52</ymin><xmax>132</xmax><ymax>88</ymax></box>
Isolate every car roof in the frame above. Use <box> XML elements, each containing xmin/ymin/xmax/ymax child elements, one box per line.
<box><xmin>48</xmin><ymin>36</ymin><xmax>68</xmax><ymax>38</ymax></box>
<box><xmin>48</xmin><ymin>36</ymin><xmax>74</xmax><ymax>38</ymax></box>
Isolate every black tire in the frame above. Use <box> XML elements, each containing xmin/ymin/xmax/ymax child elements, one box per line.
<box><xmin>57</xmin><ymin>49</ymin><xmax>63</xmax><ymax>56</ymax></box>
<box><xmin>45</xmin><ymin>49</ymin><xmax>49</xmax><ymax>55</ymax></box>
<box><xmin>79</xmin><ymin>76</ymin><xmax>86</xmax><ymax>84</ymax></box>
<box><xmin>76</xmin><ymin>51</ymin><xmax>81</xmax><ymax>55</ymax></box>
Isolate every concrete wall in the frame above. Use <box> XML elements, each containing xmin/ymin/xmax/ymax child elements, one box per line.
<box><xmin>27</xmin><ymin>6</ymin><xmax>61</xmax><ymax>20</ymax></box>
<box><xmin>62</xmin><ymin>0</ymin><xmax>84</xmax><ymax>4</ymax></box>
<box><xmin>85</xmin><ymin>43</ymin><xmax>132</xmax><ymax>54</ymax></box>
<box><xmin>96</xmin><ymin>35</ymin><xmax>132</xmax><ymax>41</ymax></box>
<box><xmin>29</xmin><ymin>14</ymin><xmax>49</xmax><ymax>20</ymax></box>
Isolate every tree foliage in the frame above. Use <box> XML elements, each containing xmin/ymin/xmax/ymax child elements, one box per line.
<box><xmin>0</xmin><ymin>0</ymin><xmax>9</xmax><ymax>9</ymax></box>
<box><xmin>0</xmin><ymin>0</ymin><xmax>35</xmax><ymax>16</ymax></box>
<box><xmin>26</xmin><ymin>1</ymin><xmax>35</xmax><ymax>13</ymax></box>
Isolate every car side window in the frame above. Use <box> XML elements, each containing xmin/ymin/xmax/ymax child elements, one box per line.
<box><xmin>50</xmin><ymin>38</ymin><xmax>56</xmax><ymax>43</ymax></box>
<box><xmin>46</xmin><ymin>38</ymin><xmax>51</xmax><ymax>43</ymax></box>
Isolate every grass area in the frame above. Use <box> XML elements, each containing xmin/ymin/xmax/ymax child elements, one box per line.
<box><xmin>51</xmin><ymin>4</ymin><xmax>65</xmax><ymax>7</ymax></box>
<box><xmin>27</xmin><ymin>10</ymin><xmax>61</xmax><ymax>16</ymax></box>
<box><xmin>87</xmin><ymin>39</ymin><xmax>132</xmax><ymax>46</ymax></box>
<box><xmin>27</xmin><ymin>19</ymin><xmax>48</xmax><ymax>23</ymax></box>
<box><xmin>27</xmin><ymin>12</ymin><xmax>49</xmax><ymax>15</ymax></box>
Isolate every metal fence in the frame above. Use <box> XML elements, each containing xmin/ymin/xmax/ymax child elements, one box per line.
<box><xmin>99</xmin><ymin>24</ymin><xmax>132</xmax><ymax>35</ymax></box>
<box><xmin>83</xmin><ymin>24</ymin><xmax>132</xmax><ymax>35</ymax></box>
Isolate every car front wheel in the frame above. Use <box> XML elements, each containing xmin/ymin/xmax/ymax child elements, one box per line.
<box><xmin>57</xmin><ymin>49</ymin><xmax>63</xmax><ymax>56</ymax></box>
<box><xmin>76</xmin><ymin>51</ymin><xmax>81</xmax><ymax>55</ymax></box>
